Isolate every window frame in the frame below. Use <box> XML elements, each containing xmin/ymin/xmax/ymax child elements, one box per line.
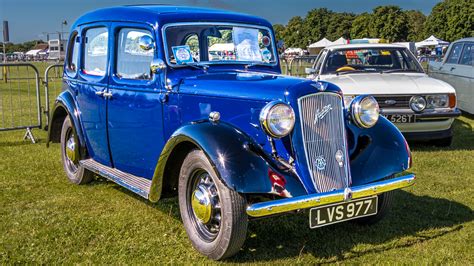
<box><xmin>114</xmin><ymin>27</ymin><xmax>156</xmax><ymax>81</ymax></box>
<box><xmin>81</xmin><ymin>26</ymin><xmax>109</xmax><ymax>77</ymax></box>
<box><xmin>459</xmin><ymin>42</ymin><xmax>474</xmax><ymax>66</ymax></box>
<box><xmin>65</xmin><ymin>31</ymin><xmax>80</xmax><ymax>76</ymax></box>
<box><xmin>445</xmin><ymin>43</ymin><xmax>464</xmax><ymax>65</ymax></box>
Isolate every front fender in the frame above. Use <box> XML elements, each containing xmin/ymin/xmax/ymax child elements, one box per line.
<box><xmin>46</xmin><ymin>91</ymin><xmax>86</xmax><ymax>153</ymax></box>
<box><xmin>348</xmin><ymin>116</ymin><xmax>411</xmax><ymax>185</ymax></box>
<box><xmin>149</xmin><ymin>121</ymin><xmax>307</xmax><ymax>202</ymax></box>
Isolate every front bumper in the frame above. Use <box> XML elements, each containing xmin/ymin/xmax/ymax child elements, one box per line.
<box><xmin>382</xmin><ymin>108</ymin><xmax>461</xmax><ymax>133</ymax></box>
<box><xmin>246</xmin><ymin>174</ymin><xmax>415</xmax><ymax>218</ymax></box>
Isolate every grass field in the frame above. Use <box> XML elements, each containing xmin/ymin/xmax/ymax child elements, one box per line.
<box><xmin>0</xmin><ymin>114</ymin><xmax>473</xmax><ymax>263</ymax></box>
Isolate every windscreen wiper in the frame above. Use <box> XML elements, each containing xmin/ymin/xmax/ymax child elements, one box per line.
<box><xmin>182</xmin><ymin>62</ymin><xmax>210</xmax><ymax>71</ymax></box>
<box><xmin>381</xmin><ymin>69</ymin><xmax>420</xmax><ymax>74</ymax></box>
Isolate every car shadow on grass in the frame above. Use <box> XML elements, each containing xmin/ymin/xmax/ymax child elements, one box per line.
<box><xmin>409</xmin><ymin>118</ymin><xmax>474</xmax><ymax>151</ymax></box>
<box><xmin>100</xmin><ymin>179</ymin><xmax>472</xmax><ymax>263</ymax></box>
<box><xmin>228</xmin><ymin>190</ymin><xmax>473</xmax><ymax>263</ymax></box>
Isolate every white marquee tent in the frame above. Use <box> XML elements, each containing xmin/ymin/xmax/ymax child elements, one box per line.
<box><xmin>332</xmin><ymin>37</ymin><xmax>348</xmax><ymax>45</ymax></box>
<box><xmin>308</xmin><ymin>38</ymin><xmax>333</xmax><ymax>54</ymax></box>
<box><xmin>415</xmin><ymin>35</ymin><xmax>449</xmax><ymax>48</ymax></box>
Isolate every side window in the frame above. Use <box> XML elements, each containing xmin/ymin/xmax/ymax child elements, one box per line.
<box><xmin>117</xmin><ymin>28</ymin><xmax>155</xmax><ymax>80</ymax></box>
<box><xmin>459</xmin><ymin>43</ymin><xmax>473</xmax><ymax>66</ymax></box>
<box><xmin>83</xmin><ymin>27</ymin><xmax>108</xmax><ymax>76</ymax></box>
<box><xmin>66</xmin><ymin>32</ymin><xmax>80</xmax><ymax>72</ymax></box>
<box><xmin>446</xmin><ymin>43</ymin><xmax>463</xmax><ymax>64</ymax></box>
<box><xmin>184</xmin><ymin>34</ymin><xmax>200</xmax><ymax>62</ymax></box>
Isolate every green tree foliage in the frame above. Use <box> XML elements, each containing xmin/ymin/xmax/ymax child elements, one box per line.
<box><xmin>1</xmin><ymin>40</ymin><xmax>46</xmax><ymax>53</ymax></box>
<box><xmin>424</xmin><ymin>0</ymin><xmax>474</xmax><ymax>42</ymax></box>
<box><xmin>283</xmin><ymin>16</ymin><xmax>305</xmax><ymax>48</ymax></box>
<box><xmin>405</xmin><ymin>10</ymin><xmax>427</xmax><ymax>41</ymax></box>
<box><xmin>350</xmin><ymin>12</ymin><xmax>372</xmax><ymax>39</ymax></box>
<box><xmin>273</xmin><ymin>24</ymin><xmax>285</xmax><ymax>41</ymax></box>
<box><xmin>369</xmin><ymin>6</ymin><xmax>408</xmax><ymax>42</ymax></box>
<box><xmin>326</xmin><ymin>12</ymin><xmax>355</xmax><ymax>40</ymax></box>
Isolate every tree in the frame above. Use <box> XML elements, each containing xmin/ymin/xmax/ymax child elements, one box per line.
<box><xmin>283</xmin><ymin>16</ymin><xmax>305</xmax><ymax>48</ymax></box>
<box><xmin>326</xmin><ymin>12</ymin><xmax>355</xmax><ymax>40</ymax></box>
<box><xmin>272</xmin><ymin>24</ymin><xmax>285</xmax><ymax>42</ymax></box>
<box><xmin>369</xmin><ymin>6</ymin><xmax>409</xmax><ymax>42</ymax></box>
<box><xmin>350</xmin><ymin>13</ymin><xmax>372</xmax><ymax>39</ymax></box>
<box><xmin>424</xmin><ymin>0</ymin><xmax>474</xmax><ymax>42</ymax></box>
<box><xmin>405</xmin><ymin>10</ymin><xmax>427</xmax><ymax>41</ymax></box>
<box><xmin>301</xmin><ymin>8</ymin><xmax>333</xmax><ymax>46</ymax></box>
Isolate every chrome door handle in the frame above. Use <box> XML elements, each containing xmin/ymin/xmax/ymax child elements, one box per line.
<box><xmin>95</xmin><ymin>91</ymin><xmax>104</xmax><ymax>96</ymax></box>
<box><xmin>103</xmin><ymin>92</ymin><xmax>113</xmax><ymax>98</ymax></box>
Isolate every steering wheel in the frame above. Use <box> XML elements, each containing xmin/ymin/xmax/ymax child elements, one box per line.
<box><xmin>336</xmin><ymin>66</ymin><xmax>356</xmax><ymax>72</ymax></box>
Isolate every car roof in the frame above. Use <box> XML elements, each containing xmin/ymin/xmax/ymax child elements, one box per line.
<box><xmin>453</xmin><ymin>37</ymin><xmax>474</xmax><ymax>43</ymax></box>
<box><xmin>326</xmin><ymin>43</ymin><xmax>406</xmax><ymax>50</ymax></box>
<box><xmin>72</xmin><ymin>5</ymin><xmax>272</xmax><ymax>29</ymax></box>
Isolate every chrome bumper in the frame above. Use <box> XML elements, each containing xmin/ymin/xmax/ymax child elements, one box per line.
<box><xmin>246</xmin><ymin>174</ymin><xmax>415</xmax><ymax>218</ymax></box>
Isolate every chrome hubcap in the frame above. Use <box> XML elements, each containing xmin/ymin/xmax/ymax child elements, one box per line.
<box><xmin>188</xmin><ymin>171</ymin><xmax>221</xmax><ymax>241</ymax></box>
<box><xmin>66</xmin><ymin>136</ymin><xmax>77</xmax><ymax>163</ymax></box>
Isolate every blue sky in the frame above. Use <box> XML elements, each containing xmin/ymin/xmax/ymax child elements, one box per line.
<box><xmin>0</xmin><ymin>0</ymin><xmax>441</xmax><ymax>43</ymax></box>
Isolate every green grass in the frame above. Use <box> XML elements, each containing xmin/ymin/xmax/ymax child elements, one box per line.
<box><xmin>0</xmin><ymin>115</ymin><xmax>473</xmax><ymax>263</ymax></box>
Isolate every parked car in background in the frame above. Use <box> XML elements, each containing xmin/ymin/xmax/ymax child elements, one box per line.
<box><xmin>47</xmin><ymin>6</ymin><xmax>415</xmax><ymax>260</ymax></box>
<box><xmin>429</xmin><ymin>38</ymin><xmax>474</xmax><ymax>114</ymax></box>
<box><xmin>306</xmin><ymin>44</ymin><xmax>461</xmax><ymax>146</ymax></box>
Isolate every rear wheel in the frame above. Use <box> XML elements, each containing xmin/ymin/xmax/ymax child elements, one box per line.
<box><xmin>60</xmin><ymin>116</ymin><xmax>93</xmax><ymax>185</ymax></box>
<box><xmin>178</xmin><ymin>150</ymin><xmax>248</xmax><ymax>260</ymax></box>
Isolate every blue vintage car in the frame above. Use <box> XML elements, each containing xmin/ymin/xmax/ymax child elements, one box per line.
<box><xmin>47</xmin><ymin>5</ymin><xmax>415</xmax><ymax>260</ymax></box>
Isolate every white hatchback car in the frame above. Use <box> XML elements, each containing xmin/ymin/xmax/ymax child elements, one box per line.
<box><xmin>306</xmin><ymin>44</ymin><xmax>461</xmax><ymax>146</ymax></box>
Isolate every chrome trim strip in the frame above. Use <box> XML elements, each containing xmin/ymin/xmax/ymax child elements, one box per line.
<box><xmin>246</xmin><ymin>174</ymin><xmax>415</xmax><ymax>218</ymax></box>
<box><xmin>161</xmin><ymin>22</ymin><xmax>278</xmax><ymax>67</ymax></box>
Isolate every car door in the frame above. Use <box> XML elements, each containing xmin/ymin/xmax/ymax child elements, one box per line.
<box><xmin>107</xmin><ymin>23</ymin><xmax>165</xmax><ymax>179</ymax></box>
<box><xmin>437</xmin><ymin>43</ymin><xmax>464</xmax><ymax>85</ymax></box>
<box><xmin>456</xmin><ymin>42</ymin><xmax>474</xmax><ymax>113</ymax></box>
<box><xmin>76</xmin><ymin>23</ymin><xmax>112</xmax><ymax>166</ymax></box>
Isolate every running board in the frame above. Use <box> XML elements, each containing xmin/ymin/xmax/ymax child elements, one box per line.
<box><xmin>80</xmin><ymin>159</ymin><xmax>151</xmax><ymax>199</ymax></box>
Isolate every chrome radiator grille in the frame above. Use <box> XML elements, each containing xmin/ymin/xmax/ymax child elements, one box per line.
<box><xmin>298</xmin><ymin>93</ymin><xmax>351</xmax><ymax>193</ymax></box>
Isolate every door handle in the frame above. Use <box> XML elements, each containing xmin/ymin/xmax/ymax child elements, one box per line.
<box><xmin>450</xmin><ymin>67</ymin><xmax>456</xmax><ymax>71</ymax></box>
<box><xmin>95</xmin><ymin>91</ymin><xmax>105</xmax><ymax>96</ymax></box>
<box><xmin>103</xmin><ymin>92</ymin><xmax>113</xmax><ymax>98</ymax></box>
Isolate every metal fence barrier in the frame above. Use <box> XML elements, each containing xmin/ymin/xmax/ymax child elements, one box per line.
<box><xmin>280</xmin><ymin>55</ymin><xmax>319</xmax><ymax>77</ymax></box>
<box><xmin>43</xmin><ymin>64</ymin><xmax>64</xmax><ymax>129</ymax></box>
<box><xmin>0</xmin><ymin>63</ymin><xmax>42</xmax><ymax>143</ymax></box>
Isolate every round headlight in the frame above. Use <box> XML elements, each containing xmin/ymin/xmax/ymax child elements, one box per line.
<box><xmin>410</xmin><ymin>96</ymin><xmax>426</xmax><ymax>112</ymax></box>
<box><xmin>260</xmin><ymin>101</ymin><xmax>295</xmax><ymax>138</ymax></box>
<box><xmin>351</xmin><ymin>95</ymin><xmax>380</xmax><ymax>128</ymax></box>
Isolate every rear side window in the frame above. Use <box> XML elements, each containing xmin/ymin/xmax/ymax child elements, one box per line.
<box><xmin>116</xmin><ymin>28</ymin><xmax>154</xmax><ymax>80</ymax></box>
<box><xmin>446</xmin><ymin>43</ymin><xmax>463</xmax><ymax>64</ymax></box>
<box><xmin>66</xmin><ymin>32</ymin><xmax>80</xmax><ymax>73</ymax></box>
<box><xmin>459</xmin><ymin>43</ymin><xmax>473</xmax><ymax>66</ymax></box>
<box><xmin>83</xmin><ymin>27</ymin><xmax>108</xmax><ymax>76</ymax></box>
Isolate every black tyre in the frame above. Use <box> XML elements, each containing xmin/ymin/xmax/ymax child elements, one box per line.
<box><xmin>353</xmin><ymin>191</ymin><xmax>394</xmax><ymax>225</ymax></box>
<box><xmin>60</xmin><ymin>116</ymin><xmax>93</xmax><ymax>185</ymax></box>
<box><xmin>178</xmin><ymin>149</ymin><xmax>248</xmax><ymax>260</ymax></box>
<box><xmin>433</xmin><ymin>136</ymin><xmax>453</xmax><ymax>147</ymax></box>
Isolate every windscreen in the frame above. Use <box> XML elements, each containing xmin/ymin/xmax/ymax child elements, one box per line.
<box><xmin>164</xmin><ymin>24</ymin><xmax>276</xmax><ymax>66</ymax></box>
<box><xmin>322</xmin><ymin>47</ymin><xmax>423</xmax><ymax>74</ymax></box>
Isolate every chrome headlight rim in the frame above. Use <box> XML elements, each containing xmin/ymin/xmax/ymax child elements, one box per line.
<box><xmin>351</xmin><ymin>95</ymin><xmax>380</xmax><ymax>129</ymax></box>
<box><xmin>409</xmin><ymin>95</ymin><xmax>427</xmax><ymax>112</ymax></box>
<box><xmin>259</xmin><ymin>101</ymin><xmax>296</xmax><ymax>139</ymax></box>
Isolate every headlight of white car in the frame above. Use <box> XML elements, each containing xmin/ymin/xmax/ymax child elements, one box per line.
<box><xmin>343</xmin><ymin>95</ymin><xmax>354</xmax><ymax>108</ymax></box>
<box><xmin>260</xmin><ymin>101</ymin><xmax>295</xmax><ymax>138</ymax></box>
<box><xmin>409</xmin><ymin>95</ymin><xmax>427</xmax><ymax>112</ymax></box>
<box><xmin>426</xmin><ymin>94</ymin><xmax>449</xmax><ymax>108</ymax></box>
<box><xmin>351</xmin><ymin>95</ymin><xmax>380</xmax><ymax>128</ymax></box>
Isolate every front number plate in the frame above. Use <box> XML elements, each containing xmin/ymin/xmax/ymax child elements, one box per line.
<box><xmin>309</xmin><ymin>196</ymin><xmax>378</xmax><ymax>228</ymax></box>
<box><xmin>383</xmin><ymin>114</ymin><xmax>416</xmax><ymax>123</ymax></box>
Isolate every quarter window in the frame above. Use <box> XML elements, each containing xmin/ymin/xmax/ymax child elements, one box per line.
<box><xmin>83</xmin><ymin>27</ymin><xmax>108</xmax><ymax>76</ymax></box>
<box><xmin>459</xmin><ymin>43</ymin><xmax>473</xmax><ymax>66</ymax></box>
<box><xmin>117</xmin><ymin>28</ymin><xmax>155</xmax><ymax>80</ymax></box>
<box><xmin>66</xmin><ymin>32</ymin><xmax>80</xmax><ymax>72</ymax></box>
<box><xmin>446</xmin><ymin>43</ymin><xmax>463</xmax><ymax>64</ymax></box>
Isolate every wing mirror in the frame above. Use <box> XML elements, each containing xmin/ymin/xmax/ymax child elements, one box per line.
<box><xmin>305</xmin><ymin>68</ymin><xmax>317</xmax><ymax>74</ymax></box>
<box><xmin>151</xmin><ymin>58</ymin><xmax>166</xmax><ymax>74</ymax></box>
<box><xmin>138</xmin><ymin>35</ymin><xmax>155</xmax><ymax>51</ymax></box>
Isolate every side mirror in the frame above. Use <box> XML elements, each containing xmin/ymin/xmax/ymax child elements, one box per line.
<box><xmin>305</xmin><ymin>68</ymin><xmax>317</xmax><ymax>74</ymax></box>
<box><xmin>151</xmin><ymin>58</ymin><xmax>166</xmax><ymax>74</ymax></box>
<box><xmin>138</xmin><ymin>35</ymin><xmax>155</xmax><ymax>51</ymax></box>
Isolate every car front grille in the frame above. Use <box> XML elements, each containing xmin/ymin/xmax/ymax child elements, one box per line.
<box><xmin>298</xmin><ymin>93</ymin><xmax>351</xmax><ymax>193</ymax></box>
<box><xmin>374</xmin><ymin>95</ymin><xmax>412</xmax><ymax>109</ymax></box>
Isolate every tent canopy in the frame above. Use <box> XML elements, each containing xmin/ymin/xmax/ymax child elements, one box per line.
<box><xmin>26</xmin><ymin>49</ymin><xmax>43</xmax><ymax>55</ymax></box>
<box><xmin>415</xmin><ymin>35</ymin><xmax>449</xmax><ymax>48</ymax></box>
<box><xmin>209</xmin><ymin>43</ymin><xmax>234</xmax><ymax>52</ymax></box>
<box><xmin>308</xmin><ymin>38</ymin><xmax>333</xmax><ymax>48</ymax></box>
<box><xmin>332</xmin><ymin>37</ymin><xmax>347</xmax><ymax>45</ymax></box>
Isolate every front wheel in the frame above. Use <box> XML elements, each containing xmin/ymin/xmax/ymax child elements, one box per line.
<box><xmin>178</xmin><ymin>150</ymin><xmax>248</xmax><ymax>260</ymax></box>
